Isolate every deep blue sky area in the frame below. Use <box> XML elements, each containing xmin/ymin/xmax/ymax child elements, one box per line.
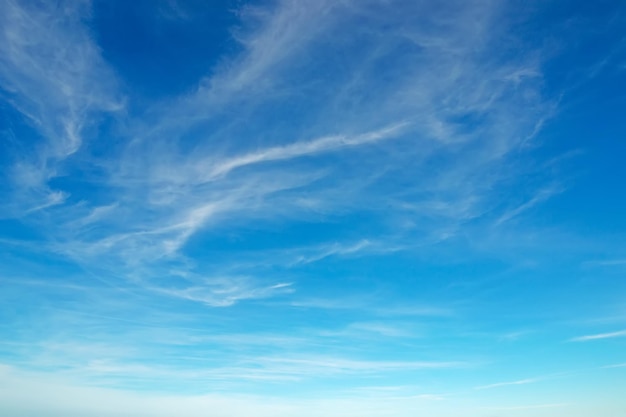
<box><xmin>92</xmin><ymin>0</ymin><xmax>241</xmax><ymax>98</ymax></box>
<box><xmin>1</xmin><ymin>1</ymin><xmax>626</xmax><ymax>416</ymax></box>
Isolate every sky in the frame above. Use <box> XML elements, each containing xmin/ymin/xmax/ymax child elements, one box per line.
<box><xmin>0</xmin><ymin>0</ymin><xmax>625</xmax><ymax>416</ymax></box>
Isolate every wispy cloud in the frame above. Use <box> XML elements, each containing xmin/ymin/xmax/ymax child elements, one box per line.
<box><xmin>202</xmin><ymin>123</ymin><xmax>409</xmax><ymax>181</ymax></box>
<box><xmin>151</xmin><ymin>279</ymin><xmax>294</xmax><ymax>307</ymax></box>
<box><xmin>290</xmin><ymin>239</ymin><xmax>385</xmax><ymax>265</ymax></box>
<box><xmin>583</xmin><ymin>259</ymin><xmax>626</xmax><ymax>267</ymax></box>
<box><xmin>474</xmin><ymin>378</ymin><xmax>540</xmax><ymax>390</ymax></box>
<box><xmin>570</xmin><ymin>329</ymin><xmax>626</xmax><ymax>342</ymax></box>
<box><xmin>602</xmin><ymin>362</ymin><xmax>626</xmax><ymax>369</ymax></box>
<box><xmin>494</xmin><ymin>186</ymin><xmax>563</xmax><ymax>226</ymax></box>
<box><xmin>0</xmin><ymin>0</ymin><xmax>122</xmax><ymax>211</ymax></box>
<box><xmin>242</xmin><ymin>356</ymin><xmax>466</xmax><ymax>377</ymax></box>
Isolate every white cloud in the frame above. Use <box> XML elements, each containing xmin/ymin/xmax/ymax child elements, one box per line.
<box><xmin>570</xmin><ymin>329</ymin><xmax>626</xmax><ymax>342</ymax></box>
<box><xmin>290</xmin><ymin>239</ymin><xmax>374</xmax><ymax>265</ymax></box>
<box><xmin>495</xmin><ymin>186</ymin><xmax>563</xmax><ymax>226</ymax></box>
<box><xmin>602</xmin><ymin>362</ymin><xmax>626</xmax><ymax>369</ymax></box>
<box><xmin>0</xmin><ymin>0</ymin><xmax>123</xmax><ymax>212</ymax></box>
<box><xmin>150</xmin><ymin>279</ymin><xmax>294</xmax><ymax>307</ymax></box>
<box><xmin>0</xmin><ymin>0</ymin><xmax>122</xmax><ymax>152</ymax></box>
<box><xmin>474</xmin><ymin>378</ymin><xmax>539</xmax><ymax>390</ymax></box>
<box><xmin>251</xmin><ymin>356</ymin><xmax>464</xmax><ymax>375</ymax></box>
<box><xmin>202</xmin><ymin>123</ymin><xmax>409</xmax><ymax>181</ymax></box>
<box><xmin>584</xmin><ymin>259</ymin><xmax>626</xmax><ymax>267</ymax></box>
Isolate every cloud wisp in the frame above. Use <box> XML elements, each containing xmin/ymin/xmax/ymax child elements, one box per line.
<box><xmin>570</xmin><ymin>329</ymin><xmax>626</xmax><ymax>342</ymax></box>
<box><xmin>202</xmin><ymin>123</ymin><xmax>410</xmax><ymax>181</ymax></box>
<box><xmin>474</xmin><ymin>378</ymin><xmax>540</xmax><ymax>390</ymax></box>
<box><xmin>0</xmin><ymin>0</ymin><xmax>122</xmax><ymax>212</ymax></box>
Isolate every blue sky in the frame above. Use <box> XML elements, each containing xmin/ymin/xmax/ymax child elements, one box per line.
<box><xmin>1</xmin><ymin>0</ymin><xmax>625</xmax><ymax>415</ymax></box>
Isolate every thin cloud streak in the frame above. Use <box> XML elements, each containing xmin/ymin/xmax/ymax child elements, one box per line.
<box><xmin>570</xmin><ymin>329</ymin><xmax>626</xmax><ymax>342</ymax></box>
<box><xmin>494</xmin><ymin>186</ymin><xmax>563</xmax><ymax>226</ymax></box>
<box><xmin>202</xmin><ymin>123</ymin><xmax>410</xmax><ymax>181</ymax></box>
<box><xmin>150</xmin><ymin>280</ymin><xmax>294</xmax><ymax>307</ymax></box>
<box><xmin>474</xmin><ymin>378</ymin><xmax>539</xmax><ymax>390</ymax></box>
<box><xmin>602</xmin><ymin>363</ymin><xmax>626</xmax><ymax>369</ymax></box>
<box><xmin>0</xmin><ymin>0</ymin><xmax>122</xmax><ymax>180</ymax></box>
